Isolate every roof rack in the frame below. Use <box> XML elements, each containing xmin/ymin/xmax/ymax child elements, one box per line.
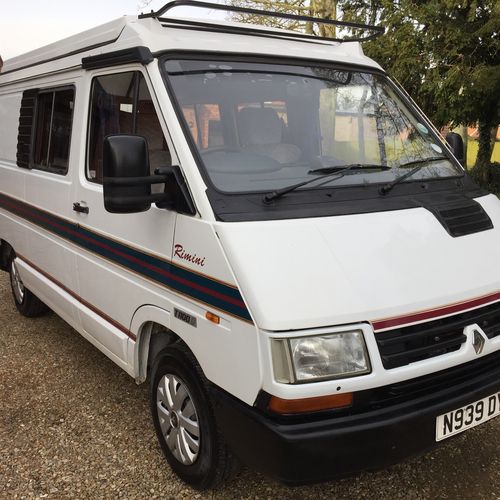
<box><xmin>139</xmin><ymin>0</ymin><xmax>384</xmax><ymax>43</ymax></box>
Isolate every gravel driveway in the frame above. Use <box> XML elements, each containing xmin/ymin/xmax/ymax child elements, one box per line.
<box><xmin>1</xmin><ymin>271</ymin><xmax>499</xmax><ymax>499</ymax></box>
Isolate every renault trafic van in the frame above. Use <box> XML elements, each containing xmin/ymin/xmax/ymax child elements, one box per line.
<box><xmin>1</xmin><ymin>1</ymin><xmax>499</xmax><ymax>489</ymax></box>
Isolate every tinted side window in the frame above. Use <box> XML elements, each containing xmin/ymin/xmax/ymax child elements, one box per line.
<box><xmin>32</xmin><ymin>88</ymin><xmax>74</xmax><ymax>174</ymax></box>
<box><xmin>87</xmin><ymin>71</ymin><xmax>170</xmax><ymax>183</ymax></box>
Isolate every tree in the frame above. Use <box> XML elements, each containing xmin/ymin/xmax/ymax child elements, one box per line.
<box><xmin>230</xmin><ymin>0</ymin><xmax>338</xmax><ymax>36</ymax></box>
<box><xmin>230</xmin><ymin>0</ymin><xmax>500</xmax><ymax>178</ymax></box>
<box><xmin>344</xmin><ymin>1</ymin><xmax>499</xmax><ymax>177</ymax></box>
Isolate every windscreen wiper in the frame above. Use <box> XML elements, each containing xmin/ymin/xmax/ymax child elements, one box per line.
<box><xmin>309</xmin><ymin>163</ymin><xmax>391</xmax><ymax>174</ymax></box>
<box><xmin>379</xmin><ymin>156</ymin><xmax>450</xmax><ymax>195</ymax></box>
<box><xmin>263</xmin><ymin>163</ymin><xmax>389</xmax><ymax>203</ymax></box>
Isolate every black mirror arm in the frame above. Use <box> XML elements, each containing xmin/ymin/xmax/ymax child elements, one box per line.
<box><xmin>104</xmin><ymin>192</ymin><xmax>169</xmax><ymax>208</ymax></box>
<box><xmin>103</xmin><ymin>174</ymin><xmax>168</xmax><ymax>186</ymax></box>
<box><xmin>103</xmin><ymin>164</ymin><xmax>196</xmax><ymax>215</ymax></box>
<box><xmin>154</xmin><ymin>166</ymin><xmax>181</xmax><ymax>176</ymax></box>
<box><xmin>154</xmin><ymin>166</ymin><xmax>196</xmax><ymax>215</ymax></box>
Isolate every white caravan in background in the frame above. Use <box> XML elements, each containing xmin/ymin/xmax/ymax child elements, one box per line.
<box><xmin>1</xmin><ymin>0</ymin><xmax>499</xmax><ymax>489</ymax></box>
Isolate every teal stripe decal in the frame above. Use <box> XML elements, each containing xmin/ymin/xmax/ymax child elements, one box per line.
<box><xmin>0</xmin><ymin>193</ymin><xmax>252</xmax><ymax>322</ymax></box>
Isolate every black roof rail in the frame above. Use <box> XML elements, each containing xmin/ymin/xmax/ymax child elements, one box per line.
<box><xmin>139</xmin><ymin>0</ymin><xmax>384</xmax><ymax>43</ymax></box>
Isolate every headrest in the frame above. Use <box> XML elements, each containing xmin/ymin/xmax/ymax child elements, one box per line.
<box><xmin>237</xmin><ymin>107</ymin><xmax>283</xmax><ymax>146</ymax></box>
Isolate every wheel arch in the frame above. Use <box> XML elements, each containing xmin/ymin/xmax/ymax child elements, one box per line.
<box><xmin>0</xmin><ymin>239</ymin><xmax>13</xmax><ymax>271</ymax></box>
<box><xmin>131</xmin><ymin>305</ymin><xmax>191</xmax><ymax>383</ymax></box>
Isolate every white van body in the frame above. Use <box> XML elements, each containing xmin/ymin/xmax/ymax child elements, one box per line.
<box><xmin>1</xmin><ymin>2</ymin><xmax>499</xmax><ymax>488</ymax></box>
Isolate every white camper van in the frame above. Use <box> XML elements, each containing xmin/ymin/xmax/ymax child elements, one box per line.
<box><xmin>1</xmin><ymin>0</ymin><xmax>499</xmax><ymax>489</ymax></box>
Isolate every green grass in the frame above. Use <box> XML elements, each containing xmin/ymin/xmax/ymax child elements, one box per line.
<box><xmin>466</xmin><ymin>139</ymin><xmax>500</xmax><ymax>168</ymax></box>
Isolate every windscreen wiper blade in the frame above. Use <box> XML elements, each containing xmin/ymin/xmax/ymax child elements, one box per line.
<box><xmin>379</xmin><ymin>156</ymin><xmax>451</xmax><ymax>195</ymax></box>
<box><xmin>263</xmin><ymin>163</ymin><xmax>389</xmax><ymax>203</ymax></box>
<box><xmin>309</xmin><ymin>163</ymin><xmax>391</xmax><ymax>174</ymax></box>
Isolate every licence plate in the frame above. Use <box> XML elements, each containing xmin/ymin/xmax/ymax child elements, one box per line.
<box><xmin>436</xmin><ymin>392</ymin><xmax>500</xmax><ymax>441</ymax></box>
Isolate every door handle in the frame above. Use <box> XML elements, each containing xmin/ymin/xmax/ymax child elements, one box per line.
<box><xmin>73</xmin><ymin>202</ymin><xmax>89</xmax><ymax>214</ymax></box>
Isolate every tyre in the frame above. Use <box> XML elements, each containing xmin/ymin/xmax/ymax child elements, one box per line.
<box><xmin>8</xmin><ymin>254</ymin><xmax>49</xmax><ymax>317</ymax></box>
<box><xmin>150</xmin><ymin>342</ymin><xmax>239</xmax><ymax>490</ymax></box>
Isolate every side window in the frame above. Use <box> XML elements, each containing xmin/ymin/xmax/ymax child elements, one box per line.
<box><xmin>87</xmin><ymin>71</ymin><xmax>171</xmax><ymax>183</ymax></box>
<box><xmin>32</xmin><ymin>88</ymin><xmax>74</xmax><ymax>174</ymax></box>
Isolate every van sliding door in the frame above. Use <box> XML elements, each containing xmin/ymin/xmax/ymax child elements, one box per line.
<box><xmin>23</xmin><ymin>85</ymin><xmax>80</xmax><ymax>328</ymax></box>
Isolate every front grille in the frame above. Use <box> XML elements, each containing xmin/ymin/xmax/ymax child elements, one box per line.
<box><xmin>376</xmin><ymin>300</ymin><xmax>500</xmax><ymax>369</ymax></box>
<box><xmin>356</xmin><ymin>349</ymin><xmax>500</xmax><ymax>412</ymax></box>
<box><xmin>427</xmin><ymin>198</ymin><xmax>493</xmax><ymax>237</ymax></box>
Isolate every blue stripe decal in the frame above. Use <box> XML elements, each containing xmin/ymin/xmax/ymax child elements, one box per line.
<box><xmin>0</xmin><ymin>193</ymin><xmax>252</xmax><ymax>322</ymax></box>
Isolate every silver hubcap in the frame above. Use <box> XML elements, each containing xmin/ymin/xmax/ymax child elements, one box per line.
<box><xmin>156</xmin><ymin>374</ymin><xmax>200</xmax><ymax>465</ymax></box>
<box><xmin>10</xmin><ymin>260</ymin><xmax>25</xmax><ymax>303</ymax></box>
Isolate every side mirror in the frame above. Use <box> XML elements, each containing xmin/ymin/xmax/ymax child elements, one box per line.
<box><xmin>103</xmin><ymin>135</ymin><xmax>152</xmax><ymax>213</ymax></box>
<box><xmin>445</xmin><ymin>132</ymin><xmax>465</xmax><ymax>166</ymax></box>
<box><xmin>102</xmin><ymin>134</ymin><xmax>196</xmax><ymax>215</ymax></box>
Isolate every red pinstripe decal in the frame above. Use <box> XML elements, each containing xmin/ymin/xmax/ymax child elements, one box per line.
<box><xmin>372</xmin><ymin>291</ymin><xmax>500</xmax><ymax>331</ymax></box>
<box><xmin>1</xmin><ymin>195</ymin><xmax>246</xmax><ymax>309</ymax></box>
<box><xmin>17</xmin><ymin>254</ymin><xmax>136</xmax><ymax>341</ymax></box>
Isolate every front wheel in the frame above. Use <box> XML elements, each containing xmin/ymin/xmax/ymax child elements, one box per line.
<box><xmin>8</xmin><ymin>254</ymin><xmax>48</xmax><ymax>317</ymax></box>
<box><xmin>150</xmin><ymin>343</ymin><xmax>239</xmax><ymax>490</ymax></box>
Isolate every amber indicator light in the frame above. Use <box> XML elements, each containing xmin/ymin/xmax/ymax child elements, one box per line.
<box><xmin>269</xmin><ymin>392</ymin><xmax>353</xmax><ymax>414</ymax></box>
<box><xmin>205</xmin><ymin>311</ymin><xmax>221</xmax><ymax>324</ymax></box>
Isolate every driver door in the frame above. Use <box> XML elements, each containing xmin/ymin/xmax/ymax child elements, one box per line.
<box><xmin>72</xmin><ymin>67</ymin><xmax>176</xmax><ymax>365</ymax></box>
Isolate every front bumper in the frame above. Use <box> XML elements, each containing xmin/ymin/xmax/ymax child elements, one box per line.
<box><xmin>211</xmin><ymin>351</ymin><xmax>500</xmax><ymax>485</ymax></box>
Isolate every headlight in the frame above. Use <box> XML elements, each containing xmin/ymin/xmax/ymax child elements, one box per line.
<box><xmin>271</xmin><ymin>330</ymin><xmax>370</xmax><ymax>383</ymax></box>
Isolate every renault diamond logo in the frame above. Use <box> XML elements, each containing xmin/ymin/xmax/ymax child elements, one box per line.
<box><xmin>472</xmin><ymin>327</ymin><xmax>486</xmax><ymax>355</ymax></box>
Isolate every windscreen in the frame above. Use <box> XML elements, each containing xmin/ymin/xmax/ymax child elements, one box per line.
<box><xmin>164</xmin><ymin>59</ymin><xmax>461</xmax><ymax>194</ymax></box>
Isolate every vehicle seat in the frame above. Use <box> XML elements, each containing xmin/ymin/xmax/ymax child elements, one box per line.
<box><xmin>136</xmin><ymin>101</ymin><xmax>171</xmax><ymax>193</ymax></box>
<box><xmin>237</xmin><ymin>107</ymin><xmax>301</xmax><ymax>164</ymax></box>
<box><xmin>136</xmin><ymin>100</ymin><xmax>172</xmax><ymax>171</ymax></box>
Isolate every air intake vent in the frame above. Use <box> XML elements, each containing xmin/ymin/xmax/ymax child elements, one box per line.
<box><xmin>358</xmin><ymin>349</ymin><xmax>500</xmax><ymax>412</ymax></box>
<box><xmin>376</xmin><ymin>300</ymin><xmax>500</xmax><ymax>369</ymax></box>
<box><xmin>426</xmin><ymin>198</ymin><xmax>493</xmax><ymax>237</ymax></box>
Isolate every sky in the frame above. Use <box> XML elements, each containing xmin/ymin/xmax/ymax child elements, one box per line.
<box><xmin>0</xmin><ymin>0</ymin><xmax>224</xmax><ymax>60</ymax></box>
